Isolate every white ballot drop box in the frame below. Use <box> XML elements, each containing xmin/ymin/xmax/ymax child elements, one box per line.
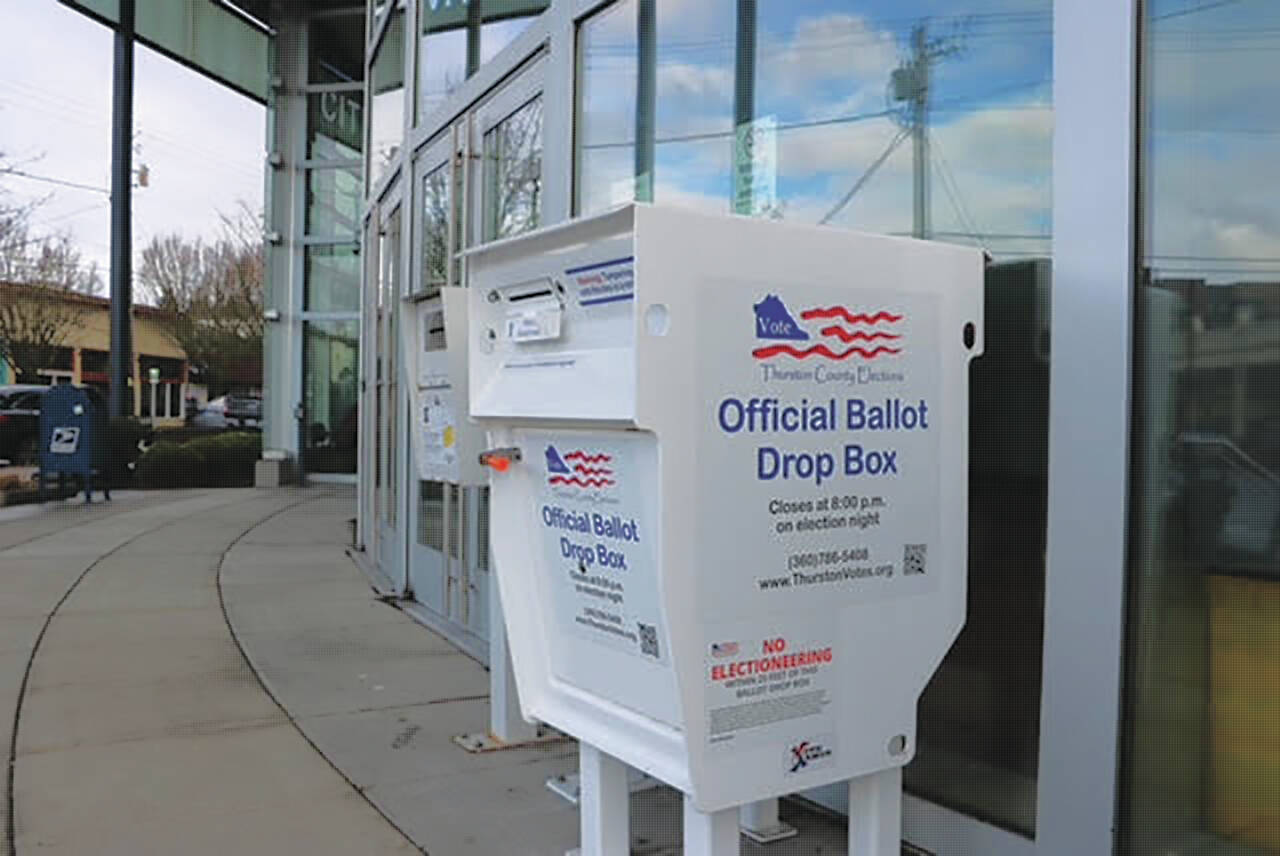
<box><xmin>467</xmin><ymin>204</ymin><xmax>984</xmax><ymax>825</ymax></box>
<box><xmin>402</xmin><ymin>288</ymin><xmax>485</xmax><ymax>485</ymax></box>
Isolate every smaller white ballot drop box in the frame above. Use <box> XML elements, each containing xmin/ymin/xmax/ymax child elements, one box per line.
<box><xmin>468</xmin><ymin>204</ymin><xmax>983</xmax><ymax>854</ymax></box>
<box><xmin>402</xmin><ymin>288</ymin><xmax>485</xmax><ymax>486</ymax></box>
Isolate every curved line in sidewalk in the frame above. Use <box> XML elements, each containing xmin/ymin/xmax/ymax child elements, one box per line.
<box><xmin>4</xmin><ymin>491</ymin><xmax>270</xmax><ymax>856</ymax></box>
<box><xmin>214</xmin><ymin>496</ymin><xmax>427</xmax><ymax>855</ymax></box>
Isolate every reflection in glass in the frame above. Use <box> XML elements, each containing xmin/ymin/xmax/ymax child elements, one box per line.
<box><xmin>1124</xmin><ymin>2</ymin><xmax>1280</xmax><ymax>854</ymax></box>
<box><xmin>576</xmin><ymin>0</ymin><xmax>1052</xmax><ymax>263</ymax></box>
<box><xmin>421</xmin><ymin>162</ymin><xmax>452</xmax><ymax>289</ymax></box>
<box><xmin>304</xmin><ymin>321</ymin><xmax>359</xmax><ymax>474</ymax></box>
<box><xmin>483</xmin><ymin>96</ymin><xmax>543</xmax><ymax>241</ymax></box>
<box><xmin>418</xmin><ymin>18</ymin><xmax>468</xmax><ymax>122</ymax></box>
<box><xmin>370</xmin><ymin>11</ymin><xmax>407</xmax><ymax>188</ymax></box>
<box><xmin>309</xmin><ymin>91</ymin><xmax>364</xmax><ymax>160</ymax></box>
<box><xmin>417</xmin><ymin>0</ymin><xmax>548</xmax><ymax>125</ymax></box>
<box><xmin>305</xmin><ymin>244</ymin><xmax>361</xmax><ymax>313</ymax></box>
<box><xmin>307</xmin><ymin>168</ymin><xmax>362</xmax><ymax>236</ymax></box>
<box><xmin>576</xmin><ymin>0</ymin><xmax>735</xmax><ymax>216</ymax></box>
<box><xmin>310</xmin><ymin>14</ymin><xmax>365</xmax><ymax>84</ymax></box>
<box><xmin>479</xmin><ymin>12</ymin><xmax>539</xmax><ymax>64</ymax></box>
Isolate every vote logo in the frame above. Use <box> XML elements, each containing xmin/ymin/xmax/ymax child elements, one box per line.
<box><xmin>752</xmin><ymin>294</ymin><xmax>904</xmax><ymax>362</ymax></box>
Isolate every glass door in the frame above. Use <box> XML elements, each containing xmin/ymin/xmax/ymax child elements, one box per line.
<box><xmin>375</xmin><ymin>187</ymin><xmax>407</xmax><ymax>592</ymax></box>
<box><xmin>360</xmin><ymin>207</ymin><xmax>380</xmax><ymax>556</ymax></box>
<box><xmin>459</xmin><ymin>55</ymin><xmax>548</xmax><ymax>644</ymax></box>
<box><xmin>408</xmin><ymin>128</ymin><xmax>461</xmax><ymax>622</ymax></box>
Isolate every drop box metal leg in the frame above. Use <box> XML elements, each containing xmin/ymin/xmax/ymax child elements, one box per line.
<box><xmin>684</xmin><ymin>795</ymin><xmax>739</xmax><ymax>856</ymax></box>
<box><xmin>489</xmin><ymin>586</ymin><xmax>537</xmax><ymax>743</ymax></box>
<box><xmin>575</xmin><ymin>743</ymin><xmax>629</xmax><ymax>856</ymax></box>
<box><xmin>849</xmin><ymin>767</ymin><xmax>902</xmax><ymax>856</ymax></box>
<box><xmin>739</xmin><ymin>798</ymin><xmax>797</xmax><ymax>844</ymax></box>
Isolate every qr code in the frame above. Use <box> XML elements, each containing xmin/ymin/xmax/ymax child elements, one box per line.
<box><xmin>638</xmin><ymin>622</ymin><xmax>660</xmax><ymax>659</ymax></box>
<box><xmin>904</xmin><ymin>544</ymin><xmax>927</xmax><ymax>576</ymax></box>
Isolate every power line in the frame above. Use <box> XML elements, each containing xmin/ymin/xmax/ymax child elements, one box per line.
<box><xmin>4</xmin><ymin>169</ymin><xmax>108</xmax><ymax>196</ymax></box>
<box><xmin>1153</xmin><ymin>0</ymin><xmax>1244</xmax><ymax>21</ymax></box>
<box><xmin>582</xmin><ymin>108</ymin><xmax>897</xmax><ymax>151</ymax></box>
<box><xmin>820</xmin><ymin>126</ymin><xmax>911</xmax><ymax>225</ymax></box>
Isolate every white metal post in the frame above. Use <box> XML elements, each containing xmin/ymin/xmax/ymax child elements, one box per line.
<box><xmin>848</xmin><ymin>768</ymin><xmax>902</xmax><ymax>856</ymax></box>
<box><xmin>489</xmin><ymin>584</ymin><xmax>538</xmax><ymax>743</ymax></box>
<box><xmin>738</xmin><ymin>798</ymin><xmax>797</xmax><ymax>844</ymax></box>
<box><xmin>683</xmin><ymin>795</ymin><xmax>739</xmax><ymax>856</ymax></box>
<box><xmin>578</xmin><ymin>743</ymin><xmax>630</xmax><ymax>856</ymax></box>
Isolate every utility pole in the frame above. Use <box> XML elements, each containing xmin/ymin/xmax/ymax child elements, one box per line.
<box><xmin>910</xmin><ymin>24</ymin><xmax>930</xmax><ymax>240</ymax></box>
<box><xmin>109</xmin><ymin>0</ymin><xmax>135</xmax><ymax>420</ymax></box>
<box><xmin>891</xmin><ymin>21</ymin><xmax>960</xmax><ymax>240</ymax></box>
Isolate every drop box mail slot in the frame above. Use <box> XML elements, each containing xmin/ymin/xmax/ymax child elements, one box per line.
<box><xmin>468</xmin><ymin>204</ymin><xmax>984</xmax><ymax>812</ymax></box>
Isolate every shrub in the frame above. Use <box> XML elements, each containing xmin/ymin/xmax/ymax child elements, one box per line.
<box><xmin>183</xmin><ymin>432</ymin><xmax>261</xmax><ymax>487</ymax></box>
<box><xmin>135</xmin><ymin>441</ymin><xmax>207</xmax><ymax>489</ymax></box>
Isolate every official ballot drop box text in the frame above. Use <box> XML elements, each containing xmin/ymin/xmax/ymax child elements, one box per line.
<box><xmin>467</xmin><ymin>204</ymin><xmax>984</xmax><ymax>813</ymax></box>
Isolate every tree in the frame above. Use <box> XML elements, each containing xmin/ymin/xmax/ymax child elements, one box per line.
<box><xmin>137</xmin><ymin>204</ymin><xmax>264</xmax><ymax>397</ymax></box>
<box><xmin>0</xmin><ymin>157</ymin><xmax>102</xmax><ymax>382</ymax></box>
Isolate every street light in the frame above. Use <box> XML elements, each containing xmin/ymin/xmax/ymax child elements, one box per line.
<box><xmin>148</xmin><ymin>366</ymin><xmax>160</xmax><ymax>423</ymax></box>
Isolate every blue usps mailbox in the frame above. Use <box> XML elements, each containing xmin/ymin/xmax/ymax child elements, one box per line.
<box><xmin>38</xmin><ymin>385</ymin><xmax>110</xmax><ymax>503</ymax></box>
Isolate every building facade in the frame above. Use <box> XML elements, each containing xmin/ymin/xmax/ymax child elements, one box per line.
<box><xmin>0</xmin><ymin>283</ymin><xmax>192</xmax><ymax>425</ymax></box>
<box><xmin>352</xmin><ymin>1</ymin><xmax>1280</xmax><ymax>855</ymax></box>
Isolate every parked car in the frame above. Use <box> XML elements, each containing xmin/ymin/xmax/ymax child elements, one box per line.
<box><xmin>224</xmin><ymin>394</ymin><xmax>262</xmax><ymax>429</ymax></box>
<box><xmin>189</xmin><ymin>396</ymin><xmax>230</xmax><ymax>431</ymax></box>
<box><xmin>0</xmin><ymin>384</ymin><xmax>50</xmax><ymax>465</ymax></box>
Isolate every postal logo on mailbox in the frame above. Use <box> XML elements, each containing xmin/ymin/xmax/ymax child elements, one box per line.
<box><xmin>752</xmin><ymin>294</ymin><xmax>903</xmax><ymax>361</ymax></box>
<box><xmin>49</xmin><ymin>427</ymin><xmax>81</xmax><ymax>455</ymax></box>
<box><xmin>545</xmin><ymin>445</ymin><xmax>616</xmax><ymax>493</ymax></box>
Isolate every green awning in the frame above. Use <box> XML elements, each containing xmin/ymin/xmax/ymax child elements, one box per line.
<box><xmin>59</xmin><ymin>0</ymin><xmax>270</xmax><ymax>103</ymax></box>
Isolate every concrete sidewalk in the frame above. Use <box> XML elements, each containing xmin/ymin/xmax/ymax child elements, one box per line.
<box><xmin>2</xmin><ymin>487</ymin><xmax>853</xmax><ymax>855</ymax></box>
<box><xmin>2</xmin><ymin>488</ymin><xmax>417</xmax><ymax>855</ymax></box>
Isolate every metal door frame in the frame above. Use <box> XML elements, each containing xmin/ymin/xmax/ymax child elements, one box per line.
<box><xmin>373</xmin><ymin>180</ymin><xmax>409</xmax><ymax>594</ymax></box>
<box><xmin>406</xmin><ymin>127</ymin><xmax>462</xmax><ymax>621</ymax></box>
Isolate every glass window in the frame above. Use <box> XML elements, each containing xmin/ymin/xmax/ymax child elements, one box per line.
<box><xmin>575</xmin><ymin>0</ymin><xmax>1052</xmax><ymax>834</ymax></box>
<box><xmin>479</xmin><ymin>3</ymin><xmax>545</xmax><ymax>63</ymax></box>
<box><xmin>308</xmin><ymin>167</ymin><xmax>362</xmax><ymax>235</ymax></box>
<box><xmin>418</xmin><ymin>0</ymin><xmax>549</xmax><ymax>125</ymax></box>
<box><xmin>575</xmin><ymin>0</ymin><xmax>1052</xmax><ymax>262</ymax></box>
<box><xmin>482</xmin><ymin>95</ymin><xmax>543</xmax><ymax>241</ymax></box>
<box><xmin>370</xmin><ymin>10</ymin><xmax>407</xmax><ymax>188</ymax></box>
<box><xmin>418</xmin><ymin>2</ymin><xmax>469</xmax><ymax>122</ymax></box>
<box><xmin>304</xmin><ymin>321</ymin><xmax>359</xmax><ymax>475</ymax></box>
<box><xmin>1123</xmin><ymin>2</ymin><xmax>1280</xmax><ymax>854</ymax></box>
<box><xmin>310</xmin><ymin>14</ymin><xmax>365</xmax><ymax>84</ymax></box>
<box><xmin>448</xmin><ymin>483</ymin><xmax>463</xmax><ymax>559</ymax></box>
<box><xmin>419</xmin><ymin>480</ymin><xmax>445</xmax><ymax>549</ymax></box>
<box><xmin>576</xmin><ymin>0</ymin><xmax>735</xmax><ymax>215</ymax></box>
<box><xmin>309</xmin><ymin>91</ymin><xmax>364</xmax><ymax>160</ymax></box>
<box><xmin>476</xmin><ymin>486</ymin><xmax>491</xmax><ymax>571</ymax></box>
<box><xmin>305</xmin><ymin>244</ymin><xmax>361</xmax><ymax>313</ymax></box>
<box><xmin>421</xmin><ymin>160</ymin><xmax>453</xmax><ymax>289</ymax></box>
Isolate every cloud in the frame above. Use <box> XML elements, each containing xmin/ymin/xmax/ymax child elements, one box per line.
<box><xmin>757</xmin><ymin>12</ymin><xmax>901</xmax><ymax>105</ymax></box>
<box><xmin>658</xmin><ymin>62</ymin><xmax>733</xmax><ymax>101</ymax></box>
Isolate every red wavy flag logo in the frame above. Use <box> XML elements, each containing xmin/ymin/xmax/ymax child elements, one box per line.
<box><xmin>752</xmin><ymin>299</ymin><xmax>905</xmax><ymax>361</ymax></box>
<box><xmin>546</xmin><ymin>445</ymin><xmax>616</xmax><ymax>490</ymax></box>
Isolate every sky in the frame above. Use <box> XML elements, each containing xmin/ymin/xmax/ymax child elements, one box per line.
<box><xmin>0</xmin><ymin>0</ymin><xmax>266</xmax><ymax>291</ymax></box>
